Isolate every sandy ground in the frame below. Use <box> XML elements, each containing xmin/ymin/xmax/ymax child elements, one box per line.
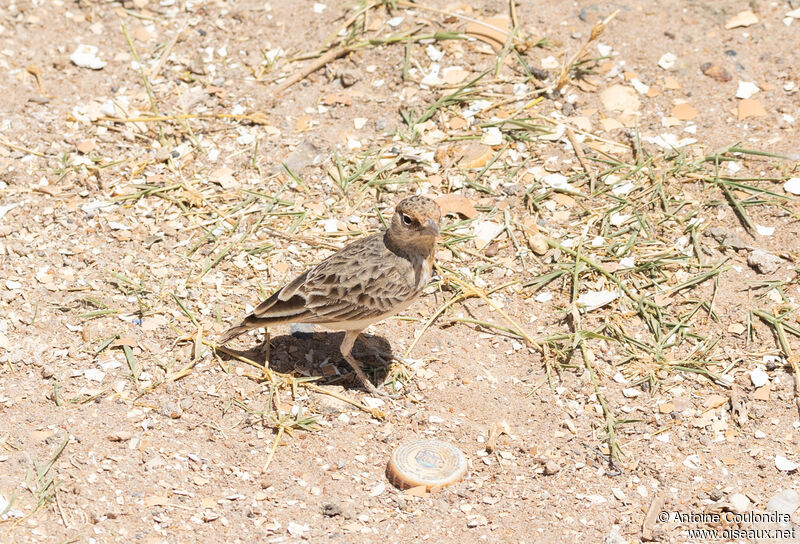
<box><xmin>1</xmin><ymin>0</ymin><xmax>800</xmax><ymax>542</ymax></box>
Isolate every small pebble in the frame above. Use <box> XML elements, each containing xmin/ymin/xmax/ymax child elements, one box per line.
<box><xmin>160</xmin><ymin>402</ymin><xmax>183</xmax><ymax>419</ymax></box>
<box><xmin>766</xmin><ymin>489</ymin><xmax>800</xmax><ymax>515</ymax></box>
<box><xmin>747</xmin><ymin>250</ymin><xmax>782</xmax><ymax>274</ymax></box>
<box><xmin>543</xmin><ymin>460</ymin><xmax>560</xmax><ymax>475</ymax></box>
<box><xmin>729</xmin><ymin>493</ymin><xmax>750</xmax><ymax>513</ymax></box>
<box><xmin>339</xmin><ymin>69</ymin><xmax>360</xmax><ymax>87</ymax></box>
<box><xmin>322</xmin><ymin>503</ymin><xmax>343</xmax><ymax>517</ymax></box>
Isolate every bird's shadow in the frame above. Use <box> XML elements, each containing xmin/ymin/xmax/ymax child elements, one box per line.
<box><xmin>218</xmin><ymin>331</ymin><xmax>394</xmax><ymax>392</ymax></box>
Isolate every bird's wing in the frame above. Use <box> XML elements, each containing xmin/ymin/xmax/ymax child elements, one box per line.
<box><xmin>294</xmin><ymin>233</ymin><xmax>418</xmax><ymax>324</ymax></box>
<box><xmin>220</xmin><ymin>233</ymin><xmax>429</xmax><ymax>344</ymax></box>
<box><xmin>224</xmin><ymin>233</ymin><xmax>418</xmax><ymax>341</ymax></box>
<box><xmin>248</xmin><ymin>270</ymin><xmax>312</xmax><ymax>320</ymax></box>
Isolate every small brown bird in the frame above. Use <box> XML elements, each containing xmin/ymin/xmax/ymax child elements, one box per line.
<box><xmin>219</xmin><ymin>196</ymin><xmax>441</xmax><ymax>396</ymax></box>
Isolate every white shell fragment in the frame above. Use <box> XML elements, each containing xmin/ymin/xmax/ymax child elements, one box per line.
<box><xmin>646</xmin><ymin>133</ymin><xmax>697</xmax><ymax>149</ymax></box>
<box><xmin>576</xmin><ymin>290</ymin><xmax>619</xmax><ymax>311</ymax></box>
<box><xmin>473</xmin><ymin>220</ymin><xmax>504</xmax><ymax>250</ymax></box>
<box><xmin>783</xmin><ymin>177</ymin><xmax>800</xmax><ymax>195</ymax></box>
<box><xmin>735</xmin><ymin>81</ymin><xmax>760</xmax><ymax>99</ymax></box>
<box><xmin>657</xmin><ymin>52</ymin><xmax>677</xmax><ymax>70</ymax></box>
<box><xmin>750</xmin><ymin>368</ymin><xmax>769</xmax><ymax>388</ymax></box>
<box><xmin>755</xmin><ymin>225</ymin><xmax>774</xmax><ymax>236</ymax></box>
<box><xmin>775</xmin><ymin>454</ymin><xmax>799</xmax><ymax>472</ymax></box>
<box><xmin>480</xmin><ymin>127</ymin><xmax>503</xmax><ymax>146</ymax></box>
<box><xmin>70</xmin><ymin>44</ymin><xmax>106</xmax><ymax>70</ymax></box>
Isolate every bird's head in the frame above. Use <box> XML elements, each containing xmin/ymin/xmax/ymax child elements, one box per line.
<box><xmin>388</xmin><ymin>195</ymin><xmax>442</xmax><ymax>250</ymax></box>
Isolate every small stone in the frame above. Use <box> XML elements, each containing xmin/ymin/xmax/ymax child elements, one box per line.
<box><xmin>766</xmin><ymin>489</ymin><xmax>800</xmax><ymax>516</ymax></box>
<box><xmin>671</xmin><ymin>103</ymin><xmax>697</xmax><ymax>120</ymax></box>
<box><xmin>473</xmin><ymin>220</ymin><xmax>504</xmax><ymax>250</ymax></box>
<box><xmin>442</xmin><ymin>67</ymin><xmax>469</xmax><ymax>84</ymax></box>
<box><xmin>209</xmin><ymin>167</ymin><xmax>236</xmax><ymax>189</ymax></box>
<box><xmin>459</xmin><ymin>143</ymin><xmax>493</xmax><ymax>168</ymax></box>
<box><xmin>527</xmin><ymin>234</ymin><xmax>549</xmax><ymax>255</ymax></box>
<box><xmin>663</xmin><ymin>76</ymin><xmax>681</xmax><ymax>90</ymax></box>
<box><xmin>404</xmin><ymin>485</ymin><xmax>427</xmax><ymax>497</ymax></box>
<box><xmin>287</xmin><ymin>521</ymin><xmax>309</xmax><ymax>538</ymax></box>
<box><xmin>40</xmin><ymin>365</ymin><xmax>56</xmax><ymax>379</ymax></box>
<box><xmin>729</xmin><ymin>493</ymin><xmax>750</xmax><ymax>513</ymax></box>
<box><xmin>747</xmin><ymin>250</ymin><xmax>782</xmax><ymax>274</ymax></box>
<box><xmin>84</xmin><ymin>368</ymin><xmax>106</xmax><ymax>382</ymax></box>
<box><xmin>339</xmin><ymin>69</ymin><xmax>360</xmax><ymax>87</ymax></box>
<box><xmin>160</xmin><ymin>401</ymin><xmax>183</xmax><ymax>419</ymax></box>
<box><xmin>600</xmin><ymin>84</ymin><xmax>641</xmax><ymax>113</ymax></box>
<box><xmin>727</xmin><ymin>323</ymin><xmax>745</xmax><ymax>335</ymax></box>
<box><xmin>132</xmin><ymin>26</ymin><xmax>152</xmax><ymax>42</ymax></box>
<box><xmin>467</xmin><ymin>514</ymin><xmax>488</xmax><ymax>527</ymax></box>
<box><xmin>76</xmin><ymin>140</ymin><xmax>97</xmax><ymax>154</ymax></box>
<box><xmin>369</xmin><ymin>482</ymin><xmax>386</xmax><ymax>497</ymax></box>
<box><xmin>362</xmin><ymin>396</ymin><xmax>385</xmax><ymax>409</ymax></box>
<box><xmin>449</xmin><ymin>116</ymin><xmax>469</xmax><ymax>130</ymax></box>
<box><xmin>279</xmin><ymin>139</ymin><xmax>321</xmax><ymax>175</ymax></box>
<box><xmin>108</xmin><ymin>431</ymin><xmax>133</xmax><ymax>442</ymax></box>
<box><xmin>604</xmin><ymin>526</ymin><xmax>626</xmax><ymax>544</ymax></box>
<box><xmin>700</xmin><ymin>62</ymin><xmax>732</xmax><ymax>82</ymax></box>
<box><xmin>622</xmin><ymin>387</ymin><xmax>642</xmax><ymax>398</ymax></box>
<box><xmin>322</xmin><ymin>503</ymin><xmax>343</xmax><ymax>517</ymax></box>
<box><xmin>480</xmin><ymin>127</ymin><xmax>503</xmax><ymax>146</ymax></box>
<box><xmin>543</xmin><ymin>460</ymin><xmax>560</xmax><ymax>475</ymax></box>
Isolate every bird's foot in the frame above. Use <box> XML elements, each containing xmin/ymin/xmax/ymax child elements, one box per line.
<box><xmin>355</xmin><ymin>334</ymin><xmax>397</xmax><ymax>367</ymax></box>
<box><xmin>343</xmin><ymin>353</ymin><xmax>402</xmax><ymax>399</ymax></box>
<box><xmin>365</xmin><ymin>381</ymin><xmax>404</xmax><ymax>400</ymax></box>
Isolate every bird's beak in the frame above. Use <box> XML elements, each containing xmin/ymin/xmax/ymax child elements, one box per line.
<box><xmin>423</xmin><ymin>218</ymin><xmax>440</xmax><ymax>237</ymax></box>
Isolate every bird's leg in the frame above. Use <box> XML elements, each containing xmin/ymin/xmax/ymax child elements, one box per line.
<box><xmin>340</xmin><ymin>331</ymin><xmax>397</xmax><ymax>398</ymax></box>
<box><xmin>259</xmin><ymin>329</ymin><xmax>271</xmax><ymax>376</ymax></box>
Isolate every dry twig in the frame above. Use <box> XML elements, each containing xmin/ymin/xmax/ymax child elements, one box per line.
<box><xmin>565</xmin><ymin>126</ymin><xmax>597</xmax><ymax>192</ymax></box>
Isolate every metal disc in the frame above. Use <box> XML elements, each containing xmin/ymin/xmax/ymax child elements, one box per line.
<box><xmin>387</xmin><ymin>439</ymin><xmax>467</xmax><ymax>490</ymax></box>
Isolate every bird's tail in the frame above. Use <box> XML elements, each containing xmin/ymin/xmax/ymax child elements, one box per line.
<box><xmin>218</xmin><ymin>313</ymin><xmax>297</xmax><ymax>345</ymax></box>
<box><xmin>218</xmin><ymin>274</ymin><xmax>311</xmax><ymax>345</ymax></box>
<box><xmin>218</xmin><ymin>324</ymin><xmax>253</xmax><ymax>345</ymax></box>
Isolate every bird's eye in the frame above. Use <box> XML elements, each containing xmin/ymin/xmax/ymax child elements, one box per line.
<box><xmin>401</xmin><ymin>214</ymin><xmax>412</xmax><ymax>225</ymax></box>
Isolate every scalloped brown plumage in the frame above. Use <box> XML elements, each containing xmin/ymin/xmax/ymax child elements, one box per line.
<box><xmin>219</xmin><ymin>196</ymin><xmax>441</xmax><ymax>396</ymax></box>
